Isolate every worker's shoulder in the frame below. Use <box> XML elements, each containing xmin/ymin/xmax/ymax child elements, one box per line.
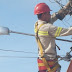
<box><xmin>39</xmin><ymin>23</ymin><xmax>53</xmax><ymax>31</ymax></box>
<box><xmin>43</xmin><ymin>23</ymin><xmax>53</xmax><ymax>27</ymax></box>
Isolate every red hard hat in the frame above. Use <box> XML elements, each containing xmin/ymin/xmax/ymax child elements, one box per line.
<box><xmin>34</xmin><ymin>3</ymin><xmax>51</xmax><ymax>15</ymax></box>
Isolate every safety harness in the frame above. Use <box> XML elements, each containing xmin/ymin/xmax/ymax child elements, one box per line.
<box><xmin>34</xmin><ymin>22</ymin><xmax>60</xmax><ymax>72</ymax></box>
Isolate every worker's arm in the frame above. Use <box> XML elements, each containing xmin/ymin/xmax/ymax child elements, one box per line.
<box><xmin>48</xmin><ymin>24</ymin><xmax>72</xmax><ymax>37</ymax></box>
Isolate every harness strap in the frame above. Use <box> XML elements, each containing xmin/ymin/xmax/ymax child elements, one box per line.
<box><xmin>35</xmin><ymin>22</ymin><xmax>60</xmax><ymax>72</ymax></box>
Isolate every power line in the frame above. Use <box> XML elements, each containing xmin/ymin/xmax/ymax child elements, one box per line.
<box><xmin>62</xmin><ymin>20</ymin><xmax>70</xmax><ymax>27</ymax></box>
<box><xmin>63</xmin><ymin>17</ymin><xmax>71</xmax><ymax>27</ymax></box>
<box><xmin>0</xmin><ymin>56</ymin><xmax>38</xmax><ymax>58</ymax></box>
<box><xmin>54</xmin><ymin>0</ymin><xmax>64</xmax><ymax>8</ymax></box>
<box><xmin>49</xmin><ymin>0</ymin><xmax>61</xmax><ymax>3</ymax></box>
<box><xmin>10</xmin><ymin>30</ymin><xmax>35</xmax><ymax>36</ymax></box>
<box><xmin>49</xmin><ymin>0</ymin><xmax>55</xmax><ymax>3</ymax></box>
<box><xmin>10</xmin><ymin>30</ymin><xmax>72</xmax><ymax>42</ymax></box>
<box><xmin>0</xmin><ymin>49</ymin><xmax>37</xmax><ymax>54</ymax></box>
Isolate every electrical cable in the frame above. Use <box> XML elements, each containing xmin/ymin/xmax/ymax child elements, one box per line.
<box><xmin>0</xmin><ymin>56</ymin><xmax>38</xmax><ymax>58</ymax></box>
<box><xmin>62</xmin><ymin>20</ymin><xmax>69</xmax><ymax>27</ymax></box>
<box><xmin>10</xmin><ymin>30</ymin><xmax>72</xmax><ymax>42</ymax></box>
<box><xmin>49</xmin><ymin>0</ymin><xmax>55</xmax><ymax>3</ymax></box>
<box><xmin>49</xmin><ymin>0</ymin><xmax>61</xmax><ymax>3</ymax></box>
<box><xmin>0</xmin><ymin>49</ymin><xmax>37</xmax><ymax>54</ymax></box>
<box><xmin>63</xmin><ymin>18</ymin><xmax>71</xmax><ymax>26</ymax></box>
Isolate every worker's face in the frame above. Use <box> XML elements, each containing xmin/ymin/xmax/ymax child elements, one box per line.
<box><xmin>43</xmin><ymin>12</ymin><xmax>51</xmax><ymax>22</ymax></box>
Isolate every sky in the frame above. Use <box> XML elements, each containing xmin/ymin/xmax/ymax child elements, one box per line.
<box><xmin>0</xmin><ymin>0</ymin><xmax>72</xmax><ymax>72</ymax></box>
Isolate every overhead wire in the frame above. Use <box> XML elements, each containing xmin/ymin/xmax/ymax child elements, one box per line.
<box><xmin>66</xmin><ymin>16</ymin><xmax>72</xmax><ymax>22</ymax></box>
<box><xmin>0</xmin><ymin>56</ymin><xmax>38</xmax><ymax>58</ymax></box>
<box><xmin>10</xmin><ymin>30</ymin><xmax>72</xmax><ymax>42</ymax></box>
<box><xmin>49</xmin><ymin>0</ymin><xmax>61</xmax><ymax>3</ymax></box>
<box><xmin>49</xmin><ymin>0</ymin><xmax>55</xmax><ymax>3</ymax></box>
<box><xmin>61</xmin><ymin>20</ymin><xmax>69</xmax><ymax>27</ymax></box>
<box><xmin>0</xmin><ymin>49</ymin><xmax>37</xmax><ymax>54</ymax></box>
<box><xmin>62</xmin><ymin>17</ymin><xmax>71</xmax><ymax>27</ymax></box>
<box><xmin>54</xmin><ymin>0</ymin><xmax>64</xmax><ymax>8</ymax></box>
<box><xmin>63</xmin><ymin>17</ymin><xmax>71</xmax><ymax>27</ymax></box>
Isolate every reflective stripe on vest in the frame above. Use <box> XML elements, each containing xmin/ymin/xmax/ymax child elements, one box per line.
<box><xmin>55</xmin><ymin>27</ymin><xmax>62</xmax><ymax>37</ymax></box>
<box><xmin>34</xmin><ymin>29</ymin><xmax>49</xmax><ymax>36</ymax></box>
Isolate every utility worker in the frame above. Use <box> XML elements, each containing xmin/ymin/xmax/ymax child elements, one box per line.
<box><xmin>34</xmin><ymin>1</ymin><xmax>72</xmax><ymax>72</ymax></box>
